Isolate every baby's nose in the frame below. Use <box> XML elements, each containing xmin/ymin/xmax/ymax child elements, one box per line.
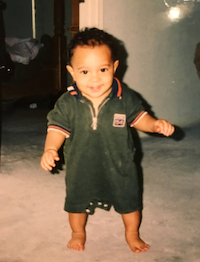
<box><xmin>91</xmin><ymin>72</ymin><xmax>100</xmax><ymax>81</ymax></box>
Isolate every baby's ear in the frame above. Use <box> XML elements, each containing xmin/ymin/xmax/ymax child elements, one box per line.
<box><xmin>66</xmin><ymin>65</ymin><xmax>75</xmax><ymax>78</ymax></box>
<box><xmin>114</xmin><ymin>60</ymin><xmax>119</xmax><ymax>73</ymax></box>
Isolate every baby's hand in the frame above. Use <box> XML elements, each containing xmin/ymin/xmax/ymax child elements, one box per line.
<box><xmin>40</xmin><ymin>149</ymin><xmax>60</xmax><ymax>171</ymax></box>
<box><xmin>153</xmin><ymin>119</ymin><xmax>175</xmax><ymax>137</ymax></box>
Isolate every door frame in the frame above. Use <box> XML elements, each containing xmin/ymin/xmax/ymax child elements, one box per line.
<box><xmin>79</xmin><ymin>0</ymin><xmax>103</xmax><ymax>30</ymax></box>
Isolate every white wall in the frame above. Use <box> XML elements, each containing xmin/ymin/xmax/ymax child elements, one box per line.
<box><xmin>103</xmin><ymin>0</ymin><xmax>200</xmax><ymax>127</ymax></box>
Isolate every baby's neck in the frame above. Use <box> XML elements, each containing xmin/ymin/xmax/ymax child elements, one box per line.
<box><xmin>92</xmin><ymin>99</ymin><xmax>104</xmax><ymax>115</ymax></box>
<box><xmin>83</xmin><ymin>89</ymin><xmax>112</xmax><ymax>115</ymax></box>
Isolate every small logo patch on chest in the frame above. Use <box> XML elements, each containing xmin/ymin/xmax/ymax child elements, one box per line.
<box><xmin>113</xmin><ymin>114</ymin><xmax>126</xmax><ymax>127</ymax></box>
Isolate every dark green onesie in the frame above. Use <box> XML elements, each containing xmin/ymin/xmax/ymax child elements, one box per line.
<box><xmin>47</xmin><ymin>78</ymin><xmax>146</xmax><ymax>214</ymax></box>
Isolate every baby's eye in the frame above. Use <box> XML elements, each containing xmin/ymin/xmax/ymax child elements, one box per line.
<box><xmin>82</xmin><ymin>70</ymin><xmax>88</xmax><ymax>74</ymax></box>
<box><xmin>100</xmin><ymin>68</ymin><xmax>108</xmax><ymax>72</ymax></box>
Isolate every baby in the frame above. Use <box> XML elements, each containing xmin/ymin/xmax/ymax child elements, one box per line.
<box><xmin>41</xmin><ymin>27</ymin><xmax>175</xmax><ymax>253</ymax></box>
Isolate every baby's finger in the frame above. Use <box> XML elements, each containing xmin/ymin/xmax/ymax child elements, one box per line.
<box><xmin>54</xmin><ymin>156</ymin><xmax>60</xmax><ymax>162</ymax></box>
<box><xmin>167</xmin><ymin>125</ymin><xmax>175</xmax><ymax>136</ymax></box>
<box><xmin>41</xmin><ymin>160</ymin><xmax>53</xmax><ymax>171</ymax></box>
<box><xmin>164</xmin><ymin>124</ymin><xmax>174</xmax><ymax>137</ymax></box>
<box><xmin>156</xmin><ymin>123</ymin><xmax>166</xmax><ymax>134</ymax></box>
<box><xmin>41</xmin><ymin>155</ymin><xmax>55</xmax><ymax>171</ymax></box>
<box><xmin>154</xmin><ymin>125</ymin><xmax>161</xmax><ymax>133</ymax></box>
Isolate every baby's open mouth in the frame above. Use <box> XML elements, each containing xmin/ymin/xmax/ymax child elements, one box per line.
<box><xmin>89</xmin><ymin>86</ymin><xmax>101</xmax><ymax>92</ymax></box>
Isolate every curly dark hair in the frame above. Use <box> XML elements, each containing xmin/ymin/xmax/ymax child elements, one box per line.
<box><xmin>66</xmin><ymin>27</ymin><xmax>119</xmax><ymax>63</ymax></box>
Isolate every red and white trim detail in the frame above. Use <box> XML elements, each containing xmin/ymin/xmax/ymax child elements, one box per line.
<box><xmin>47</xmin><ymin>125</ymin><xmax>71</xmax><ymax>138</ymax></box>
<box><xmin>130</xmin><ymin>111</ymin><xmax>148</xmax><ymax>127</ymax></box>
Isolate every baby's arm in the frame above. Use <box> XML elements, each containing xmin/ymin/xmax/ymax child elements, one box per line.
<box><xmin>133</xmin><ymin>113</ymin><xmax>175</xmax><ymax>137</ymax></box>
<box><xmin>40</xmin><ymin>130</ymin><xmax>66</xmax><ymax>171</ymax></box>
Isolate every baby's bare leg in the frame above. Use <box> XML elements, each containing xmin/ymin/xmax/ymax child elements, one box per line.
<box><xmin>122</xmin><ymin>210</ymin><xmax>150</xmax><ymax>253</ymax></box>
<box><xmin>67</xmin><ymin>212</ymin><xmax>87</xmax><ymax>251</ymax></box>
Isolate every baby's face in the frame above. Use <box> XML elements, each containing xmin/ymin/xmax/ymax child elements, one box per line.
<box><xmin>67</xmin><ymin>44</ymin><xmax>119</xmax><ymax>105</ymax></box>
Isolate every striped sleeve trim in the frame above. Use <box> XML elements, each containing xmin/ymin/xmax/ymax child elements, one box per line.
<box><xmin>129</xmin><ymin>111</ymin><xmax>148</xmax><ymax>127</ymax></box>
<box><xmin>47</xmin><ymin>125</ymin><xmax>71</xmax><ymax>138</ymax></box>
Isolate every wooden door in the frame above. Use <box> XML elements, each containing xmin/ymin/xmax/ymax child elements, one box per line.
<box><xmin>69</xmin><ymin>0</ymin><xmax>79</xmax><ymax>38</ymax></box>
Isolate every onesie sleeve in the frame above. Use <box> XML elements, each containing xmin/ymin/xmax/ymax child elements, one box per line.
<box><xmin>123</xmin><ymin>86</ymin><xmax>147</xmax><ymax>127</ymax></box>
<box><xmin>47</xmin><ymin>93</ymin><xmax>72</xmax><ymax>138</ymax></box>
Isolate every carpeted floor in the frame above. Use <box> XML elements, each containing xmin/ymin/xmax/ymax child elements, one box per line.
<box><xmin>0</xmin><ymin>97</ymin><xmax>200</xmax><ymax>262</ymax></box>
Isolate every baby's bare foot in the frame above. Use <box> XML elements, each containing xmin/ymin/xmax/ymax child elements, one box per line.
<box><xmin>67</xmin><ymin>232</ymin><xmax>86</xmax><ymax>251</ymax></box>
<box><xmin>125</xmin><ymin>231</ymin><xmax>150</xmax><ymax>253</ymax></box>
